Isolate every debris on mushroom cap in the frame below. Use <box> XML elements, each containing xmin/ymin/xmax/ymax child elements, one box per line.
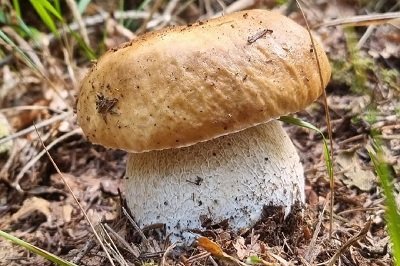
<box><xmin>77</xmin><ymin>9</ymin><xmax>331</xmax><ymax>152</ymax></box>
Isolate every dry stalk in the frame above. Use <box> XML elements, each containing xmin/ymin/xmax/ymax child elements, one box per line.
<box><xmin>316</xmin><ymin>12</ymin><xmax>400</xmax><ymax>28</ymax></box>
<box><xmin>13</xmin><ymin>128</ymin><xmax>81</xmax><ymax>192</ymax></box>
<box><xmin>33</xmin><ymin>125</ymin><xmax>116</xmax><ymax>266</ymax></box>
<box><xmin>296</xmin><ymin>0</ymin><xmax>335</xmax><ymax>238</ymax></box>
<box><xmin>65</xmin><ymin>0</ymin><xmax>90</xmax><ymax>46</ymax></box>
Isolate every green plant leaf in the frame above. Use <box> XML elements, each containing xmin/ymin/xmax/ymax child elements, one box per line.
<box><xmin>368</xmin><ymin>143</ymin><xmax>400</xmax><ymax>265</ymax></box>
<box><xmin>0</xmin><ymin>230</ymin><xmax>78</xmax><ymax>266</ymax></box>
<box><xmin>279</xmin><ymin>116</ymin><xmax>333</xmax><ymax>179</ymax></box>
<box><xmin>30</xmin><ymin>0</ymin><xmax>58</xmax><ymax>36</ymax></box>
<box><xmin>68</xmin><ymin>28</ymin><xmax>96</xmax><ymax>60</ymax></box>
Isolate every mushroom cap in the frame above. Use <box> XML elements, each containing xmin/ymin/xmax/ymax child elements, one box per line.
<box><xmin>77</xmin><ymin>9</ymin><xmax>331</xmax><ymax>153</ymax></box>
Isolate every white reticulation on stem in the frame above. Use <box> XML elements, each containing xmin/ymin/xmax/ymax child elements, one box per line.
<box><xmin>125</xmin><ymin>120</ymin><xmax>304</xmax><ymax>241</ymax></box>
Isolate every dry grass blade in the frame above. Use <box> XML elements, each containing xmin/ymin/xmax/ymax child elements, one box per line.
<box><xmin>1</xmin><ymin>26</ymin><xmax>46</xmax><ymax>74</ymax></box>
<box><xmin>212</xmin><ymin>0</ymin><xmax>256</xmax><ymax>17</ymax></box>
<box><xmin>33</xmin><ymin>124</ymin><xmax>116</xmax><ymax>266</ymax></box>
<box><xmin>122</xmin><ymin>207</ymin><xmax>154</xmax><ymax>252</ymax></box>
<box><xmin>320</xmin><ymin>220</ymin><xmax>372</xmax><ymax>266</ymax></box>
<box><xmin>304</xmin><ymin>196</ymin><xmax>329</xmax><ymax>263</ymax></box>
<box><xmin>103</xmin><ymin>223</ymin><xmax>140</xmax><ymax>259</ymax></box>
<box><xmin>161</xmin><ymin>243</ymin><xmax>177</xmax><ymax>266</ymax></box>
<box><xmin>187</xmin><ymin>251</ymin><xmax>211</xmax><ymax>264</ymax></box>
<box><xmin>65</xmin><ymin>0</ymin><xmax>90</xmax><ymax>46</ymax></box>
<box><xmin>137</xmin><ymin>0</ymin><xmax>164</xmax><ymax>34</ymax></box>
<box><xmin>0</xmin><ymin>111</ymin><xmax>72</xmax><ymax>145</ymax></box>
<box><xmin>317</xmin><ymin>12</ymin><xmax>400</xmax><ymax>28</ymax></box>
<box><xmin>295</xmin><ymin>0</ymin><xmax>335</xmax><ymax>238</ymax></box>
<box><xmin>100</xmin><ymin>223</ymin><xmax>129</xmax><ymax>266</ymax></box>
<box><xmin>13</xmin><ymin>128</ymin><xmax>81</xmax><ymax>192</ymax></box>
<box><xmin>0</xmin><ymin>105</ymin><xmax>53</xmax><ymax>113</ymax></box>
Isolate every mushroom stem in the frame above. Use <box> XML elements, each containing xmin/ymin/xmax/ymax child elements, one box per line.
<box><xmin>125</xmin><ymin>120</ymin><xmax>304</xmax><ymax>241</ymax></box>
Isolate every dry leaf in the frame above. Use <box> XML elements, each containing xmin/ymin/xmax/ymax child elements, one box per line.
<box><xmin>63</xmin><ymin>204</ymin><xmax>73</xmax><ymax>223</ymax></box>
<box><xmin>197</xmin><ymin>237</ymin><xmax>247</xmax><ymax>266</ymax></box>
<box><xmin>11</xmin><ymin>197</ymin><xmax>51</xmax><ymax>224</ymax></box>
<box><xmin>197</xmin><ymin>237</ymin><xmax>225</xmax><ymax>257</ymax></box>
<box><xmin>337</xmin><ymin>151</ymin><xmax>376</xmax><ymax>191</ymax></box>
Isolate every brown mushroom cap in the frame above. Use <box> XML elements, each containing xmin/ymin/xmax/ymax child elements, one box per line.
<box><xmin>77</xmin><ymin>9</ymin><xmax>331</xmax><ymax>153</ymax></box>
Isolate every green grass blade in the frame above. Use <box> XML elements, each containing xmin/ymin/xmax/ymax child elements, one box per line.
<box><xmin>53</xmin><ymin>0</ymin><xmax>61</xmax><ymax>14</ymax></box>
<box><xmin>78</xmin><ymin>0</ymin><xmax>92</xmax><ymax>14</ymax></box>
<box><xmin>68</xmin><ymin>28</ymin><xmax>96</xmax><ymax>60</ymax></box>
<box><xmin>0</xmin><ymin>29</ymin><xmax>40</xmax><ymax>71</ymax></box>
<box><xmin>0</xmin><ymin>230</ymin><xmax>78</xmax><ymax>266</ymax></box>
<box><xmin>279</xmin><ymin>115</ymin><xmax>334</xmax><ymax>180</ymax></box>
<box><xmin>36</xmin><ymin>0</ymin><xmax>63</xmax><ymax>21</ymax></box>
<box><xmin>30</xmin><ymin>0</ymin><xmax>58</xmax><ymax>36</ymax></box>
<box><xmin>368</xmin><ymin>145</ymin><xmax>400</xmax><ymax>265</ymax></box>
<box><xmin>12</xmin><ymin>0</ymin><xmax>21</xmax><ymax>17</ymax></box>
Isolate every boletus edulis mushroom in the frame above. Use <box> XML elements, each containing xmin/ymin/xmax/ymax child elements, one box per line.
<box><xmin>77</xmin><ymin>9</ymin><xmax>331</xmax><ymax>241</ymax></box>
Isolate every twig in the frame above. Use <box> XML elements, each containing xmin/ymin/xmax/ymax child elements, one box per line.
<box><xmin>209</xmin><ymin>256</ymin><xmax>219</xmax><ymax>266</ymax></box>
<box><xmin>0</xmin><ymin>141</ymin><xmax>19</xmax><ymax>181</ymax></box>
<box><xmin>65</xmin><ymin>0</ymin><xmax>90</xmax><ymax>46</ymax></box>
<box><xmin>0</xmin><ymin>105</ymin><xmax>55</xmax><ymax>113</ymax></box>
<box><xmin>162</xmin><ymin>0</ymin><xmax>180</xmax><ymax>22</ymax></box>
<box><xmin>71</xmin><ymin>238</ymin><xmax>96</xmax><ymax>264</ymax></box>
<box><xmin>357</xmin><ymin>25</ymin><xmax>375</xmax><ymax>49</ymax></box>
<box><xmin>62</xmin><ymin>48</ymin><xmax>78</xmax><ymax>90</ymax></box>
<box><xmin>268</xmin><ymin>252</ymin><xmax>290</xmax><ymax>266</ymax></box>
<box><xmin>316</xmin><ymin>12</ymin><xmax>400</xmax><ymax>28</ymax></box>
<box><xmin>319</xmin><ymin>220</ymin><xmax>371</xmax><ymax>266</ymax></box>
<box><xmin>0</xmin><ymin>111</ymin><xmax>72</xmax><ymax>145</ymax></box>
<box><xmin>161</xmin><ymin>243</ymin><xmax>177</xmax><ymax>266</ymax></box>
<box><xmin>296</xmin><ymin>0</ymin><xmax>335</xmax><ymax>238</ymax></box>
<box><xmin>187</xmin><ymin>251</ymin><xmax>210</xmax><ymax>263</ymax></box>
<box><xmin>137</xmin><ymin>0</ymin><xmax>165</xmax><ymax>34</ymax></box>
<box><xmin>33</xmin><ymin>124</ymin><xmax>116</xmax><ymax>266</ymax></box>
<box><xmin>103</xmin><ymin>223</ymin><xmax>140</xmax><ymax>259</ymax></box>
<box><xmin>211</xmin><ymin>0</ymin><xmax>256</xmax><ymax>18</ymax></box>
<box><xmin>100</xmin><ymin>223</ymin><xmax>128</xmax><ymax>266</ymax></box>
<box><xmin>12</xmin><ymin>128</ymin><xmax>81</xmax><ymax>192</ymax></box>
<box><xmin>122</xmin><ymin>207</ymin><xmax>154</xmax><ymax>252</ymax></box>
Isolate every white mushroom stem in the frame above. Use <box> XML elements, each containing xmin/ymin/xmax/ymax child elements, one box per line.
<box><xmin>125</xmin><ymin>120</ymin><xmax>304</xmax><ymax>241</ymax></box>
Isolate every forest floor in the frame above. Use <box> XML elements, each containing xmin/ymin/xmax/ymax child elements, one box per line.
<box><xmin>0</xmin><ymin>0</ymin><xmax>399</xmax><ymax>265</ymax></box>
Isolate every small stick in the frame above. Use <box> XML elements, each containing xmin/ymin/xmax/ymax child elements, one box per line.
<box><xmin>34</xmin><ymin>124</ymin><xmax>116</xmax><ymax>266</ymax></box>
<box><xmin>324</xmin><ymin>220</ymin><xmax>371</xmax><ymax>266</ymax></box>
